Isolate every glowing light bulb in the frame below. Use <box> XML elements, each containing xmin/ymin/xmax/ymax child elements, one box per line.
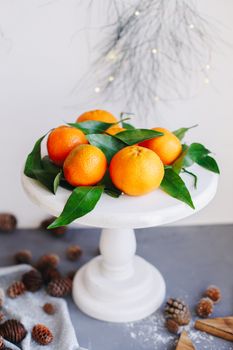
<box><xmin>134</xmin><ymin>10</ymin><xmax>140</xmax><ymax>16</ymax></box>
<box><xmin>107</xmin><ymin>51</ymin><xmax>117</xmax><ymax>61</ymax></box>
<box><xmin>152</xmin><ymin>48</ymin><xmax>158</xmax><ymax>54</ymax></box>
<box><xmin>154</xmin><ymin>96</ymin><xmax>160</xmax><ymax>102</ymax></box>
<box><xmin>94</xmin><ymin>86</ymin><xmax>101</xmax><ymax>93</ymax></box>
<box><xmin>206</xmin><ymin>64</ymin><xmax>211</xmax><ymax>70</ymax></box>
<box><xmin>108</xmin><ymin>76</ymin><xmax>114</xmax><ymax>82</ymax></box>
<box><xmin>204</xmin><ymin>78</ymin><xmax>209</xmax><ymax>85</ymax></box>
<box><xmin>189</xmin><ymin>24</ymin><xmax>195</xmax><ymax>29</ymax></box>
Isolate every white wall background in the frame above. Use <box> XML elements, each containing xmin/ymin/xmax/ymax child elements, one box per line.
<box><xmin>0</xmin><ymin>0</ymin><xmax>232</xmax><ymax>228</ymax></box>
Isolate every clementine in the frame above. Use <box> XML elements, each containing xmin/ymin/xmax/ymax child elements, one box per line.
<box><xmin>47</xmin><ymin>126</ymin><xmax>88</xmax><ymax>166</ymax></box>
<box><xmin>105</xmin><ymin>126</ymin><xmax>126</xmax><ymax>135</ymax></box>
<box><xmin>109</xmin><ymin>145</ymin><xmax>164</xmax><ymax>196</ymax></box>
<box><xmin>77</xmin><ymin>110</ymin><xmax>117</xmax><ymax>123</ymax></box>
<box><xmin>140</xmin><ymin>127</ymin><xmax>182</xmax><ymax>165</ymax></box>
<box><xmin>63</xmin><ymin>144</ymin><xmax>107</xmax><ymax>186</ymax></box>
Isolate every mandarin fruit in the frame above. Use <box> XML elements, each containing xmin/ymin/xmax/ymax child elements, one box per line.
<box><xmin>109</xmin><ymin>145</ymin><xmax>164</xmax><ymax>196</ymax></box>
<box><xmin>77</xmin><ymin>110</ymin><xmax>117</xmax><ymax>123</ymax></box>
<box><xmin>47</xmin><ymin>126</ymin><xmax>88</xmax><ymax>166</ymax></box>
<box><xmin>105</xmin><ymin>126</ymin><xmax>126</xmax><ymax>135</ymax></box>
<box><xmin>63</xmin><ymin>144</ymin><xmax>107</xmax><ymax>186</ymax></box>
<box><xmin>140</xmin><ymin>127</ymin><xmax>182</xmax><ymax>165</ymax></box>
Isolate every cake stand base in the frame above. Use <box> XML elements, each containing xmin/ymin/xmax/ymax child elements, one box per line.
<box><xmin>72</xmin><ymin>228</ymin><xmax>166</xmax><ymax>323</ymax></box>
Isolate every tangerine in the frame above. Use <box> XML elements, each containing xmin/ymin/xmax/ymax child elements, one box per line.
<box><xmin>105</xmin><ymin>126</ymin><xmax>126</xmax><ymax>135</ymax></box>
<box><xmin>77</xmin><ymin>110</ymin><xmax>117</xmax><ymax>123</ymax></box>
<box><xmin>109</xmin><ymin>145</ymin><xmax>164</xmax><ymax>196</ymax></box>
<box><xmin>63</xmin><ymin>144</ymin><xmax>107</xmax><ymax>186</ymax></box>
<box><xmin>47</xmin><ymin>126</ymin><xmax>88</xmax><ymax>166</ymax></box>
<box><xmin>140</xmin><ymin>127</ymin><xmax>182</xmax><ymax>165</ymax></box>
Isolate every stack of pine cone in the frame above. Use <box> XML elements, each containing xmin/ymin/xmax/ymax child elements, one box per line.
<box><xmin>0</xmin><ymin>242</ymin><xmax>83</xmax><ymax>348</ymax></box>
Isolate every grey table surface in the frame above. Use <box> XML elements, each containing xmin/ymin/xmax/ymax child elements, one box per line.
<box><xmin>0</xmin><ymin>224</ymin><xmax>233</xmax><ymax>350</ymax></box>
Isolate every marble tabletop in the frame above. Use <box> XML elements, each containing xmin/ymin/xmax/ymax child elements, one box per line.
<box><xmin>0</xmin><ymin>224</ymin><xmax>232</xmax><ymax>350</ymax></box>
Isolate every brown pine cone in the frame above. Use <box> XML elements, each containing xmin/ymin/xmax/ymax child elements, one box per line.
<box><xmin>47</xmin><ymin>277</ymin><xmax>72</xmax><ymax>298</ymax></box>
<box><xmin>14</xmin><ymin>250</ymin><xmax>32</xmax><ymax>265</ymax></box>
<box><xmin>41</xmin><ymin>267</ymin><xmax>61</xmax><ymax>284</ymax></box>
<box><xmin>0</xmin><ymin>289</ymin><xmax>5</xmax><ymax>308</ymax></box>
<box><xmin>32</xmin><ymin>324</ymin><xmax>53</xmax><ymax>345</ymax></box>
<box><xmin>165</xmin><ymin>318</ymin><xmax>180</xmax><ymax>334</ymax></box>
<box><xmin>0</xmin><ymin>213</ymin><xmax>17</xmax><ymax>233</ymax></box>
<box><xmin>66</xmin><ymin>245</ymin><xmax>82</xmax><ymax>261</ymax></box>
<box><xmin>43</xmin><ymin>303</ymin><xmax>56</xmax><ymax>315</ymax></box>
<box><xmin>0</xmin><ymin>335</ymin><xmax>4</xmax><ymax>350</ymax></box>
<box><xmin>165</xmin><ymin>298</ymin><xmax>191</xmax><ymax>326</ymax></box>
<box><xmin>7</xmin><ymin>281</ymin><xmax>26</xmax><ymax>299</ymax></box>
<box><xmin>196</xmin><ymin>297</ymin><xmax>213</xmax><ymax>318</ymax></box>
<box><xmin>0</xmin><ymin>319</ymin><xmax>27</xmax><ymax>343</ymax></box>
<box><xmin>204</xmin><ymin>285</ymin><xmax>221</xmax><ymax>304</ymax></box>
<box><xmin>22</xmin><ymin>270</ymin><xmax>43</xmax><ymax>292</ymax></box>
<box><xmin>36</xmin><ymin>254</ymin><xmax>60</xmax><ymax>271</ymax></box>
<box><xmin>40</xmin><ymin>217</ymin><xmax>67</xmax><ymax>237</ymax></box>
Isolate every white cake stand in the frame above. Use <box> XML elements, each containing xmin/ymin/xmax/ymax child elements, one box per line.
<box><xmin>22</xmin><ymin>164</ymin><xmax>218</xmax><ymax>323</ymax></box>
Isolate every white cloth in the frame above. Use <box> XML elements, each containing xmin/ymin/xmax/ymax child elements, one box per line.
<box><xmin>0</xmin><ymin>265</ymin><xmax>87</xmax><ymax>350</ymax></box>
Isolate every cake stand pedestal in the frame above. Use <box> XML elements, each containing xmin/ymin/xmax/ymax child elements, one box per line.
<box><xmin>22</xmin><ymin>164</ymin><xmax>218</xmax><ymax>322</ymax></box>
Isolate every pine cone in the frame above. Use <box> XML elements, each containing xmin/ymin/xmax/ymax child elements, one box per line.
<box><xmin>0</xmin><ymin>335</ymin><xmax>4</xmax><ymax>350</ymax></box>
<box><xmin>41</xmin><ymin>267</ymin><xmax>61</xmax><ymax>284</ymax></box>
<box><xmin>66</xmin><ymin>245</ymin><xmax>82</xmax><ymax>261</ymax></box>
<box><xmin>7</xmin><ymin>281</ymin><xmax>26</xmax><ymax>299</ymax></box>
<box><xmin>32</xmin><ymin>324</ymin><xmax>53</xmax><ymax>345</ymax></box>
<box><xmin>36</xmin><ymin>254</ymin><xmax>60</xmax><ymax>271</ymax></box>
<box><xmin>22</xmin><ymin>269</ymin><xmax>43</xmax><ymax>292</ymax></box>
<box><xmin>14</xmin><ymin>250</ymin><xmax>32</xmax><ymax>265</ymax></box>
<box><xmin>196</xmin><ymin>297</ymin><xmax>213</xmax><ymax>318</ymax></box>
<box><xmin>0</xmin><ymin>289</ymin><xmax>5</xmax><ymax>308</ymax></box>
<box><xmin>165</xmin><ymin>298</ymin><xmax>191</xmax><ymax>326</ymax></box>
<box><xmin>40</xmin><ymin>217</ymin><xmax>67</xmax><ymax>237</ymax></box>
<box><xmin>0</xmin><ymin>213</ymin><xmax>17</xmax><ymax>232</ymax></box>
<box><xmin>165</xmin><ymin>318</ymin><xmax>180</xmax><ymax>334</ymax></box>
<box><xmin>204</xmin><ymin>285</ymin><xmax>221</xmax><ymax>304</ymax></box>
<box><xmin>43</xmin><ymin>303</ymin><xmax>56</xmax><ymax>315</ymax></box>
<box><xmin>47</xmin><ymin>277</ymin><xmax>72</xmax><ymax>298</ymax></box>
<box><xmin>0</xmin><ymin>319</ymin><xmax>27</xmax><ymax>343</ymax></box>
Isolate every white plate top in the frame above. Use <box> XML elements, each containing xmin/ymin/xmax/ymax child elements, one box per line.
<box><xmin>22</xmin><ymin>164</ymin><xmax>218</xmax><ymax>229</ymax></box>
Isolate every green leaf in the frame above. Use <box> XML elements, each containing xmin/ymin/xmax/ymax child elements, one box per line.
<box><xmin>33</xmin><ymin>169</ymin><xmax>62</xmax><ymax>194</ymax></box>
<box><xmin>48</xmin><ymin>186</ymin><xmax>104</xmax><ymax>228</ymax></box>
<box><xmin>172</xmin><ymin>144</ymin><xmax>189</xmax><ymax>174</ymax></box>
<box><xmin>87</xmin><ymin>134</ymin><xmax>126</xmax><ymax>162</ymax></box>
<box><xmin>184</xmin><ymin>143</ymin><xmax>220</xmax><ymax>174</ymax></box>
<box><xmin>186</xmin><ymin>143</ymin><xmax>211</xmax><ymax>161</ymax></box>
<box><xmin>41</xmin><ymin>156</ymin><xmax>61</xmax><ymax>175</ymax></box>
<box><xmin>68</xmin><ymin>120</ymin><xmax>114</xmax><ymax>134</ymax></box>
<box><xmin>24</xmin><ymin>134</ymin><xmax>46</xmax><ymax>178</ymax></box>
<box><xmin>160</xmin><ymin>168</ymin><xmax>195</xmax><ymax>209</ymax></box>
<box><xmin>182</xmin><ymin>168</ymin><xmax>198</xmax><ymax>189</ymax></box>
<box><xmin>99</xmin><ymin>171</ymin><xmax>122</xmax><ymax>198</ymax></box>
<box><xmin>195</xmin><ymin>155</ymin><xmax>220</xmax><ymax>174</ymax></box>
<box><xmin>122</xmin><ymin>122</ymin><xmax>135</xmax><ymax>130</ymax></box>
<box><xmin>114</xmin><ymin>129</ymin><xmax>163</xmax><ymax>146</ymax></box>
<box><xmin>173</xmin><ymin>124</ymin><xmax>198</xmax><ymax>141</ymax></box>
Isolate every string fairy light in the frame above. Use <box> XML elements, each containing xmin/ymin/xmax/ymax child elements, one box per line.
<box><xmin>94</xmin><ymin>86</ymin><xmax>101</xmax><ymax>93</ymax></box>
<box><xmin>84</xmin><ymin>0</ymin><xmax>215</xmax><ymax>111</ymax></box>
<box><xmin>151</xmin><ymin>48</ymin><xmax>158</xmax><ymax>54</ymax></box>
